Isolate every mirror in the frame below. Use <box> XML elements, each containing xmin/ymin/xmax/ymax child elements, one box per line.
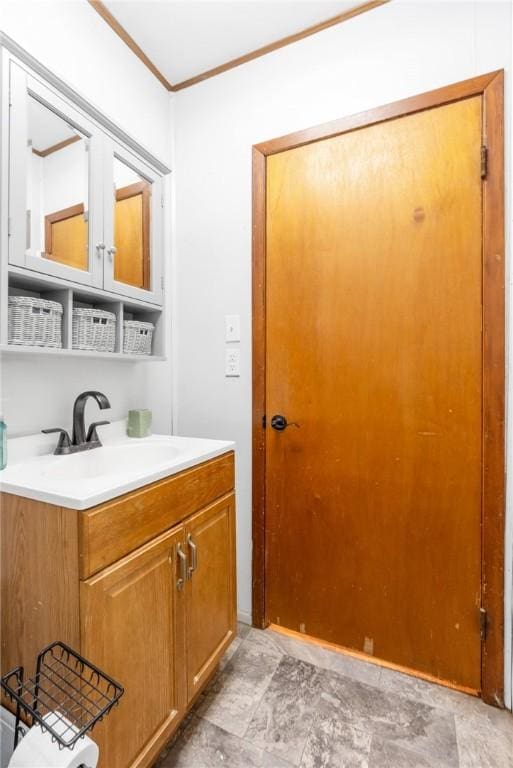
<box><xmin>113</xmin><ymin>156</ymin><xmax>151</xmax><ymax>290</ymax></box>
<box><xmin>27</xmin><ymin>95</ymin><xmax>89</xmax><ymax>271</ymax></box>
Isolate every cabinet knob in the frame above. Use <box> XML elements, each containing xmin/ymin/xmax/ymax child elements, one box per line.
<box><xmin>96</xmin><ymin>242</ymin><xmax>106</xmax><ymax>256</ymax></box>
<box><xmin>107</xmin><ymin>246</ymin><xmax>117</xmax><ymax>260</ymax></box>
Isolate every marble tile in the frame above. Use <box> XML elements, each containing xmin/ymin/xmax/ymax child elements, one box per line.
<box><xmin>219</xmin><ymin>634</ymin><xmax>244</xmax><ymax>672</ymax></box>
<box><xmin>247</xmin><ymin>628</ymin><xmax>381</xmax><ymax>686</ymax></box>
<box><xmin>380</xmin><ymin>667</ymin><xmax>513</xmax><ymax>733</ymax></box>
<box><xmin>238</xmin><ymin>621</ymin><xmax>251</xmax><ymax>639</ymax></box>
<box><xmin>455</xmin><ymin>712</ymin><xmax>513</xmax><ymax>768</ymax></box>
<box><xmin>245</xmin><ymin>656</ymin><xmax>324</xmax><ymax>765</ymax></box>
<box><xmin>369</xmin><ymin>738</ymin><xmax>445</xmax><ymax>767</ymax></box>
<box><xmin>160</xmin><ymin>715</ymin><xmax>294</xmax><ymax>768</ymax></box>
<box><xmin>243</xmin><ymin>628</ymin><xmax>285</xmax><ymax>659</ymax></box>
<box><xmin>300</xmin><ymin>710</ymin><xmax>371</xmax><ymax>768</ymax></box>
<box><xmin>317</xmin><ymin>671</ymin><xmax>459</xmax><ymax>766</ymax></box>
<box><xmin>197</xmin><ymin>642</ymin><xmax>281</xmax><ymax>737</ymax></box>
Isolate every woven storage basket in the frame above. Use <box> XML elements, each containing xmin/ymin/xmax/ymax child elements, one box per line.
<box><xmin>72</xmin><ymin>308</ymin><xmax>116</xmax><ymax>352</ymax></box>
<box><xmin>123</xmin><ymin>320</ymin><xmax>154</xmax><ymax>355</ymax></box>
<box><xmin>8</xmin><ymin>296</ymin><xmax>63</xmax><ymax>348</ymax></box>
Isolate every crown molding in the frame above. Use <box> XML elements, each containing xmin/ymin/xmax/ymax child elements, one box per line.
<box><xmin>88</xmin><ymin>0</ymin><xmax>390</xmax><ymax>92</ymax></box>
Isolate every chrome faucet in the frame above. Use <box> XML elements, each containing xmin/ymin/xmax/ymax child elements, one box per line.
<box><xmin>42</xmin><ymin>391</ymin><xmax>111</xmax><ymax>455</ymax></box>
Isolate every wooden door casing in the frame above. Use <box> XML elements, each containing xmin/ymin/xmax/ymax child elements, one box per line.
<box><xmin>80</xmin><ymin>525</ymin><xmax>185</xmax><ymax>768</ymax></box>
<box><xmin>185</xmin><ymin>493</ymin><xmax>237</xmax><ymax>703</ymax></box>
<box><xmin>252</xmin><ymin>71</ymin><xmax>505</xmax><ymax>705</ymax></box>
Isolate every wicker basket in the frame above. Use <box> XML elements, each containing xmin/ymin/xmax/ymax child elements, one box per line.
<box><xmin>8</xmin><ymin>296</ymin><xmax>63</xmax><ymax>348</ymax></box>
<box><xmin>123</xmin><ymin>320</ymin><xmax>154</xmax><ymax>356</ymax></box>
<box><xmin>72</xmin><ymin>308</ymin><xmax>116</xmax><ymax>352</ymax></box>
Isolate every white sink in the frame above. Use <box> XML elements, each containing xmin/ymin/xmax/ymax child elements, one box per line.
<box><xmin>0</xmin><ymin>425</ymin><xmax>235</xmax><ymax>509</ymax></box>
<box><xmin>38</xmin><ymin>441</ymin><xmax>182</xmax><ymax>482</ymax></box>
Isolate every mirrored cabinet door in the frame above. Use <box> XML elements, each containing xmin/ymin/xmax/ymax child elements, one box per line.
<box><xmin>103</xmin><ymin>140</ymin><xmax>163</xmax><ymax>305</ymax></box>
<box><xmin>8</xmin><ymin>63</ymin><xmax>103</xmax><ymax>287</ymax></box>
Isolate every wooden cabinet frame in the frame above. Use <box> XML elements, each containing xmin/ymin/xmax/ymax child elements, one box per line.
<box><xmin>251</xmin><ymin>71</ymin><xmax>505</xmax><ymax>706</ymax></box>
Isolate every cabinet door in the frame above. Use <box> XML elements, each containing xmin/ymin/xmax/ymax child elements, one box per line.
<box><xmin>9</xmin><ymin>62</ymin><xmax>103</xmax><ymax>286</ymax></box>
<box><xmin>102</xmin><ymin>139</ymin><xmax>163</xmax><ymax>305</ymax></box>
<box><xmin>185</xmin><ymin>494</ymin><xmax>237</xmax><ymax>702</ymax></box>
<box><xmin>80</xmin><ymin>525</ymin><xmax>186</xmax><ymax>768</ymax></box>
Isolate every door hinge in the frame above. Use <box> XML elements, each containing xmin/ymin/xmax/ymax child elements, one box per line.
<box><xmin>262</xmin><ymin>414</ymin><xmax>266</xmax><ymax>429</ymax></box>
<box><xmin>161</xmin><ymin>276</ymin><xmax>164</xmax><ymax>291</ymax></box>
<box><xmin>480</xmin><ymin>145</ymin><xmax>488</xmax><ymax>180</ymax></box>
<box><xmin>161</xmin><ymin>195</ymin><xmax>164</xmax><ymax>209</ymax></box>
<box><xmin>7</xmin><ymin>217</ymin><xmax>12</xmax><ymax>237</ymax></box>
<box><xmin>480</xmin><ymin>607</ymin><xmax>488</xmax><ymax>642</ymax></box>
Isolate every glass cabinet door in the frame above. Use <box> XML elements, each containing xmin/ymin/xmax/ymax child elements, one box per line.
<box><xmin>102</xmin><ymin>140</ymin><xmax>163</xmax><ymax>305</ymax></box>
<box><xmin>8</xmin><ymin>62</ymin><xmax>103</xmax><ymax>287</ymax></box>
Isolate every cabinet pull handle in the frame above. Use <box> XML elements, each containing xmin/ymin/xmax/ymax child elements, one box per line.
<box><xmin>187</xmin><ymin>534</ymin><xmax>197</xmax><ymax>579</ymax></box>
<box><xmin>176</xmin><ymin>543</ymin><xmax>187</xmax><ymax>591</ymax></box>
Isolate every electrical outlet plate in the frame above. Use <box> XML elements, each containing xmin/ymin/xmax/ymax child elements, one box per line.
<box><xmin>225</xmin><ymin>348</ymin><xmax>240</xmax><ymax>377</ymax></box>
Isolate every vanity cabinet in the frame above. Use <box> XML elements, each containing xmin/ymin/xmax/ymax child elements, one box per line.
<box><xmin>0</xmin><ymin>452</ymin><xmax>236</xmax><ymax>768</ymax></box>
<box><xmin>184</xmin><ymin>496</ymin><xmax>236</xmax><ymax>702</ymax></box>
<box><xmin>81</xmin><ymin>526</ymin><xmax>186</xmax><ymax>768</ymax></box>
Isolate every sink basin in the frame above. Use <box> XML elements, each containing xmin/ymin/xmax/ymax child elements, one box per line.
<box><xmin>39</xmin><ymin>441</ymin><xmax>182</xmax><ymax>482</ymax></box>
<box><xmin>0</xmin><ymin>427</ymin><xmax>235</xmax><ymax>509</ymax></box>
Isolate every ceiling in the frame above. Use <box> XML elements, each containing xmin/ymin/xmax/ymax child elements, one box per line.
<box><xmin>29</xmin><ymin>97</ymin><xmax>78</xmax><ymax>153</ymax></box>
<box><xmin>92</xmin><ymin>1</ymin><xmax>383</xmax><ymax>90</ymax></box>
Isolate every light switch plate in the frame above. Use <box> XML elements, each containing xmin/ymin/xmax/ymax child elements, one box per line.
<box><xmin>225</xmin><ymin>314</ymin><xmax>240</xmax><ymax>342</ymax></box>
<box><xmin>225</xmin><ymin>348</ymin><xmax>240</xmax><ymax>377</ymax></box>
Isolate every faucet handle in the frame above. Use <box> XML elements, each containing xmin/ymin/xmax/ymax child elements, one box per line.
<box><xmin>86</xmin><ymin>421</ymin><xmax>110</xmax><ymax>444</ymax></box>
<box><xmin>42</xmin><ymin>428</ymin><xmax>72</xmax><ymax>455</ymax></box>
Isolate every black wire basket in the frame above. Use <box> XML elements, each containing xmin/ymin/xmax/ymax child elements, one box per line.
<box><xmin>1</xmin><ymin>641</ymin><xmax>124</xmax><ymax>750</ymax></box>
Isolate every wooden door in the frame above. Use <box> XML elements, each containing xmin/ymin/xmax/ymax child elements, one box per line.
<box><xmin>114</xmin><ymin>182</ymin><xmax>150</xmax><ymax>289</ymax></box>
<box><xmin>264</xmin><ymin>97</ymin><xmax>484</xmax><ymax>690</ymax></box>
<box><xmin>185</xmin><ymin>494</ymin><xmax>236</xmax><ymax>703</ymax></box>
<box><xmin>80</xmin><ymin>525</ymin><xmax>186</xmax><ymax>768</ymax></box>
<box><xmin>45</xmin><ymin>203</ymin><xmax>88</xmax><ymax>270</ymax></box>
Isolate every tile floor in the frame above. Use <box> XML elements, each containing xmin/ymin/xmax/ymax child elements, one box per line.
<box><xmin>156</xmin><ymin>623</ymin><xmax>513</xmax><ymax>768</ymax></box>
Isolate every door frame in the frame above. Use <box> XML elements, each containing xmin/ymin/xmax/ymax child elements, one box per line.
<box><xmin>251</xmin><ymin>71</ymin><xmax>505</xmax><ymax>705</ymax></box>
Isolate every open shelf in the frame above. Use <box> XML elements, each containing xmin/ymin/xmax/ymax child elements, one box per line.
<box><xmin>5</xmin><ymin>268</ymin><xmax>165</xmax><ymax>360</ymax></box>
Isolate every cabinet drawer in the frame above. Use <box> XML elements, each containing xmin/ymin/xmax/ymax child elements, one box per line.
<box><xmin>79</xmin><ymin>453</ymin><xmax>234</xmax><ymax>579</ymax></box>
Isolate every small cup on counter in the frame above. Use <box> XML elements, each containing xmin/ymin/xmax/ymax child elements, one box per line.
<box><xmin>127</xmin><ymin>409</ymin><xmax>152</xmax><ymax>438</ymax></box>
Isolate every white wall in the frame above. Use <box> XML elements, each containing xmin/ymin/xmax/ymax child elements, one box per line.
<box><xmin>0</xmin><ymin>0</ymin><xmax>173</xmax><ymax>436</ymax></box>
<box><xmin>172</xmin><ymin>0</ymin><xmax>512</xmax><ymax>701</ymax></box>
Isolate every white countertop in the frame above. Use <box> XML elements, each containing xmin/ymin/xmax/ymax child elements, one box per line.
<box><xmin>0</xmin><ymin>421</ymin><xmax>235</xmax><ymax>510</ymax></box>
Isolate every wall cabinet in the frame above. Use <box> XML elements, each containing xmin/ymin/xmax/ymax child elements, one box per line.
<box><xmin>0</xmin><ymin>34</ymin><xmax>170</xmax><ymax>359</ymax></box>
<box><xmin>1</xmin><ymin>453</ymin><xmax>236</xmax><ymax>768</ymax></box>
<box><xmin>8</xmin><ymin>61</ymin><xmax>164</xmax><ymax>305</ymax></box>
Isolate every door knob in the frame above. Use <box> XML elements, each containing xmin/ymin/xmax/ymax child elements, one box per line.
<box><xmin>270</xmin><ymin>414</ymin><xmax>299</xmax><ymax>431</ymax></box>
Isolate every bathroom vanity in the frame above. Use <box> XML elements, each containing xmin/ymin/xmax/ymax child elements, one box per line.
<box><xmin>0</xmin><ymin>433</ymin><xmax>236</xmax><ymax>768</ymax></box>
